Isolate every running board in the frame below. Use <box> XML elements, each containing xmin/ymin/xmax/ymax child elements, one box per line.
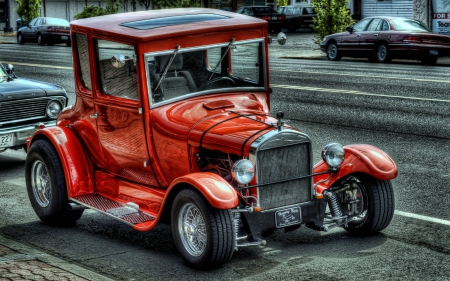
<box><xmin>70</xmin><ymin>194</ymin><xmax>155</xmax><ymax>226</ymax></box>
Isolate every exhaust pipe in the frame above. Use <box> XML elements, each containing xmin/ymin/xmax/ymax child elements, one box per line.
<box><xmin>67</xmin><ymin>202</ymin><xmax>88</xmax><ymax>211</ymax></box>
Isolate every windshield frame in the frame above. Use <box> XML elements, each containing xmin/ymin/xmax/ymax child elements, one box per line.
<box><xmin>144</xmin><ymin>38</ymin><xmax>267</xmax><ymax>108</ymax></box>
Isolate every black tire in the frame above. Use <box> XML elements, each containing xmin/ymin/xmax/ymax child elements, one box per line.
<box><xmin>344</xmin><ymin>175</ymin><xmax>395</xmax><ymax>235</ymax></box>
<box><xmin>171</xmin><ymin>189</ymin><xmax>235</xmax><ymax>269</ymax></box>
<box><xmin>37</xmin><ymin>34</ymin><xmax>44</xmax><ymax>45</ymax></box>
<box><xmin>25</xmin><ymin>139</ymin><xmax>83</xmax><ymax>225</ymax></box>
<box><xmin>421</xmin><ymin>55</ymin><xmax>438</xmax><ymax>66</ymax></box>
<box><xmin>376</xmin><ymin>43</ymin><xmax>391</xmax><ymax>63</ymax></box>
<box><xmin>326</xmin><ymin>42</ymin><xmax>341</xmax><ymax>61</ymax></box>
<box><xmin>17</xmin><ymin>33</ymin><xmax>24</xmax><ymax>44</ymax></box>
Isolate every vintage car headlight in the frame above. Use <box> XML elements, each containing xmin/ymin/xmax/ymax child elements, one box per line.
<box><xmin>231</xmin><ymin>159</ymin><xmax>255</xmax><ymax>185</ymax></box>
<box><xmin>322</xmin><ymin>143</ymin><xmax>345</xmax><ymax>170</ymax></box>
<box><xmin>46</xmin><ymin>100</ymin><xmax>63</xmax><ymax>119</ymax></box>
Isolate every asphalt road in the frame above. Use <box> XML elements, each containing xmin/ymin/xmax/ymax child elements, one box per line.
<box><xmin>1</xmin><ymin>35</ymin><xmax>450</xmax><ymax>280</ymax></box>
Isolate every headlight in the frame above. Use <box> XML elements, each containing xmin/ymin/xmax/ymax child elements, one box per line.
<box><xmin>231</xmin><ymin>159</ymin><xmax>255</xmax><ymax>185</ymax></box>
<box><xmin>46</xmin><ymin>100</ymin><xmax>62</xmax><ymax>119</ymax></box>
<box><xmin>322</xmin><ymin>143</ymin><xmax>345</xmax><ymax>170</ymax></box>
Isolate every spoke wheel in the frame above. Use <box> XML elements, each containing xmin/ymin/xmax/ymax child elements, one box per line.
<box><xmin>326</xmin><ymin>42</ymin><xmax>341</xmax><ymax>61</ymax></box>
<box><xmin>30</xmin><ymin>160</ymin><xmax>52</xmax><ymax>208</ymax></box>
<box><xmin>342</xmin><ymin>175</ymin><xmax>395</xmax><ymax>235</ymax></box>
<box><xmin>26</xmin><ymin>139</ymin><xmax>83</xmax><ymax>225</ymax></box>
<box><xmin>376</xmin><ymin>44</ymin><xmax>391</xmax><ymax>63</ymax></box>
<box><xmin>172</xmin><ymin>189</ymin><xmax>235</xmax><ymax>269</ymax></box>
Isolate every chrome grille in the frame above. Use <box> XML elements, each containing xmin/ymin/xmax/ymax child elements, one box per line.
<box><xmin>253</xmin><ymin>131</ymin><xmax>312</xmax><ymax>210</ymax></box>
<box><xmin>0</xmin><ymin>97</ymin><xmax>65</xmax><ymax>125</ymax></box>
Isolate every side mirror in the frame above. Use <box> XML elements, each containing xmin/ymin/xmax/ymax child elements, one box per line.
<box><xmin>277</xmin><ymin>32</ymin><xmax>287</xmax><ymax>45</ymax></box>
<box><xmin>345</xmin><ymin>26</ymin><xmax>353</xmax><ymax>33</ymax></box>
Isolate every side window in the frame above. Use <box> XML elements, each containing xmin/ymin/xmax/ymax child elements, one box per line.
<box><xmin>230</xmin><ymin>41</ymin><xmax>262</xmax><ymax>84</ymax></box>
<box><xmin>380</xmin><ymin>20</ymin><xmax>390</xmax><ymax>31</ymax></box>
<box><xmin>367</xmin><ymin>19</ymin><xmax>381</xmax><ymax>31</ymax></box>
<box><xmin>96</xmin><ymin>40</ymin><xmax>138</xmax><ymax>100</ymax></box>
<box><xmin>75</xmin><ymin>34</ymin><xmax>92</xmax><ymax>90</ymax></box>
<box><xmin>352</xmin><ymin>18</ymin><xmax>371</xmax><ymax>32</ymax></box>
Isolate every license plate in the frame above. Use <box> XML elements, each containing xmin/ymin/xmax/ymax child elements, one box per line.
<box><xmin>275</xmin><ymin>206</ymin><xmax>301</xmax><ymax>228</ymax></box>
<box><xmin>61</xmin><ymin>36</ymin><xmax>69</xmax><ymax>40</ymax></box>
<box><xmin>429</xmin><ymin>50</ymin><xmax>438</xmax><ymax>56</ymax></box>
<box><xmin>272</xmin><ymin>17</ymin><xmax>277</xmax><ymax>20</ymax></box>
<box><xmin>0</xmin><ymin>134</ymin><xmax>14</xmax><ymax>148</ymax></box>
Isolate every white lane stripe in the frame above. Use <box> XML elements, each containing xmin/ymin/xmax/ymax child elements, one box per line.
<box><xmin>395</xmin><ymin>210</ymin><xmax>450</xmax><ymax>226</ymax></box>
<box><xmin>1</xmin><ymin>61</ymin><xmax>73</xmax><ymax>70</ymax></box>
<box><xmin>271</xmin><ymin>84</ymin><xmax>450</xmax><ymax>103</ymax></box>
<box><xmin>271</xmin><ymin>69</ymin><xmax>450</xmax><ymax>84</ymax></box>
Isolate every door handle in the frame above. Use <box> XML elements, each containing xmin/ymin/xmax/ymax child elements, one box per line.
<box><xmin>356</xmin><ymin>34</ymin><xmax>361</xmax><ymax>37</ymax></box>
<box><xmin>90</xmin><ymin>113</ymin><xmax>98</xmax><ymax>119</ymax></box>
<box><xmin>374</xmin><ymin>34</ymin><xmax>378</xmax><ymax>37</ymax></box>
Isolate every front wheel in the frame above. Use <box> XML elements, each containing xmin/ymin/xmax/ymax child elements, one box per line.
<box><xmin>17</xmin><ymin>33</ymin><xmax>25</xmax><ymax>44</ymax></box>
<box><xmin>25</xmin><ymin>139</ymin><xmax>83</xmax><ymax>225</ymax></box>
<box><xmin>326</xmin><ymin>42</ymin><xmax>341</xmax><ymax>61</ymax></box>
<box><xmin>171</xmin><ymin>189</ymin><xmax>235</xmax><ymax>269</ymax></box>
<box><xmin>343</xmin><ymin>175</ymin><xmax>395</xmax><ymax>235</ymax></box>
<box><xmin>37</xmin><ymin>34</ymin><xmax>44</xmax><ymax>45</ymax></box>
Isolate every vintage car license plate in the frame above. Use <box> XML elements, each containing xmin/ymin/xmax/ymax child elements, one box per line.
<box><xmin>0</xmin><ymin>134</ymin><xmax>14</xmax><ymax>147</ymax></box>
<box><xmin>429</xmin><ymin>50</ymin><xmax>438</xmax><ymax>56</ymax></box>
<box><xmin>275</xmin><ymin>206</ymin><xmax>301</xmax><ymax>228</ymax></box>
<box><xmin>61</xmin><ymin>36</ymin><xmax>69</xmax><ymax>40</ymax></box>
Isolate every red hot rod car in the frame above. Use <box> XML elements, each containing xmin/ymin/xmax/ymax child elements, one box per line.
<box><xmin>25</xmin><ymin>8</ymin><xmax>397</xmax><ymax>269</ymax></box>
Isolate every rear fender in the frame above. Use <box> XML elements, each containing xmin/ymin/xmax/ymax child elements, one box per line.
<box><xmin>314</xmin><ymin>144</ymin><xmax>397</xmax><ymax>194</ymax></box>
<box><xmin>166</xmin><ymin>172</ymin><xmax>238</xmax><ymax>210</ymax></box>
<box><xmin>28</xmin><ymin>126</ymin><xmax>94</xmax><ymax>197</ymax></box>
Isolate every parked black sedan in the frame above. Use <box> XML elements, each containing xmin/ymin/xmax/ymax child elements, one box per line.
<box><xmin>0</xmin><ymin>63</ymin><xmax>68</xmax><ymax>152</ymax></box>
<box><xmin>17</xmin><ymin>17</ymin><xmax>71</xmax><ymax>46</ymax></box>
<box><xmin>277</xmin><ymin>5</ymin><xmax>316</xmax><ymax>32</ymax></box>
<box><xmin>236</xmin><ymin>6</ymin><xmax>286</xmax><ymax>33</ymax></box>
<box><xmin>320</xmin><ymin>16</ymin><xmax>450</xmax><ymax>65</ymax></box>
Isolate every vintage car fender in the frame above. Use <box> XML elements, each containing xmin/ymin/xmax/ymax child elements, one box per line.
<box><xmin>167</xmin><ymin>172</ymin><xmax>239</xmax><ymax>209</ymax></box>
<box><xmin>28</xmin><ymin>125</ymin><xmax>94</xmax><ymax>197</ymax></box>
<box><xmin>314</xmin><ymin>144</ymin><xmax>398</xmax><ymax>194</ymax></box>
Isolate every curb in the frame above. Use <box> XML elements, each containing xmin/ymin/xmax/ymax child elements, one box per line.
<box><xmin>0</xmin><ymin>235</ymin><xmax>115</xmax><ymax>281</ymax></box>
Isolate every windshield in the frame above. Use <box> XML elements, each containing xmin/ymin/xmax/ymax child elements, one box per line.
<box><xmin>390</xmin><ymin>18</ymin><xmax>431</xmax><ymax>32</ymax></box>
<box><xmin>145</xmin><ymin>39</ymin><xmax>266</xmax><ymax>106</ymax></box>
<box><xmin>0</xmin><ymin>63</ymin><xmax>7</xmax><ymax>77</ymax></box>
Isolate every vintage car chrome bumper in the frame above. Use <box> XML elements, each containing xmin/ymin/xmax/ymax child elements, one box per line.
<box><xmin>0</xmin><ymin>120</ymin><xmax>56</xmax><ymax>149</ymax></box>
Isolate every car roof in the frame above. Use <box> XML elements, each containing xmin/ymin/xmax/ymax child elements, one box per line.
<box><xmin>71</xmin><ymin>8</ymin><xmax>266</xmax><ymax>42</ymax></box>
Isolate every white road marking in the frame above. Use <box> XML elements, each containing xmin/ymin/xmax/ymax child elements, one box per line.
<box><xmin>395</xmin><ymin>210</ymin><xmax>450</xmax><ymax>226</ymax></box>
<box><xmin>272</xmin><ymin>69</ymin><xmax>450</xmax><ymax>84</ymax></box>
<box><xmin>1</xmin><ymin>61</ymin><xmax>73</xmax><ymax>70</ymax></box>
<box><xmin>271</xmin><ymin>84</ymin><xmax>450</xmax><ymax>103</ymax></box>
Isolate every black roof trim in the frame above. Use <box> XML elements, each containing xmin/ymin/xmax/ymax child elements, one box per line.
<box><xmin>120</xmin><ymin>13</ymin><xmax>231</xmax><ymax>30</ymax></box>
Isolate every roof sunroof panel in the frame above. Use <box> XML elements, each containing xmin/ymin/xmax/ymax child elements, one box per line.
<box><xmin>120</xmin><ymin>14</ymin><xmax>231</xmax><ymax>30</ymax></box>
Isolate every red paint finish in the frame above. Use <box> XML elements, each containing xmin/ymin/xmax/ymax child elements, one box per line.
<box><xmin>313</xmin><ymin>144</ymin><xmax>398</xmax><ymax>194</ymax></box>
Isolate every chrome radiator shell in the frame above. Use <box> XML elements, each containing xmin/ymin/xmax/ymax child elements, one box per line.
<box><xmin>249</xmin><ymin>129</ymin><xmax>313</xmax><ymax>210</ymax></box>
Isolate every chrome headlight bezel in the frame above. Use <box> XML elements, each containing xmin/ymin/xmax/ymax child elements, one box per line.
<box><xmin>231</xmin><ymin>159</ymin><xmax>255</xmax><ymax>185</ymax></box>
<box><xmin>321</xmin><ymin>143</ymin><xmax>345</xmax><ymax>171</ymax></box>
<box><xmin>46</xmin><ymin>100</ymin><xmax>63</xmax><ymax>119</ymax></box>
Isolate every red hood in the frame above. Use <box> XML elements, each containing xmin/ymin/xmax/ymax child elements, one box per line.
<box><xmin>151</xmin><ymin>93</ymin><xmax>278</xmax><ymax>155</ymax></box>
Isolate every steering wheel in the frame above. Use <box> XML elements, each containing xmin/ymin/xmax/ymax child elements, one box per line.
<box><xmin>198</xmin><ymin>77</ymin><xmax>236</xmax><ymax>91</ymax></box>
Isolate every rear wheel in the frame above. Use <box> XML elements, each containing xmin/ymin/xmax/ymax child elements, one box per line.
<box><xmin>343</xmin><ymin>175</ymin><xmax>395</xmax><ymax>235</ymax></box>
<box><xmin>25</xmin><ymin>139</ymin><xmax>83</xmax><ymax>225</ymax></box>
<box><xmin>37</xmin><ymin>34</ymin><xmax>44</xmax><ymax>45</ymax></box>
<box><xmin>171</xmin><ymin>189</ymin><xmax>235</xmax><ymax>269</ymax></box>
<box><xmin>326</xmin><ymin>42</ymin><xmax>341</xmax><ymax>61</ymax></box>
<box><xmin>376</xmin><ymin>43</ymin><xmax>391</xmax><ymax>63</ymax></box>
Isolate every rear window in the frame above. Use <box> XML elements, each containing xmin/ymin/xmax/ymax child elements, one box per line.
<box><xmin>45</xmin><ymin>18</ymin><xmax>69</xmax><ymax>26</ymax></box>
<box><xmin>390</xmin><ymin>19</ymin><xmax>430</xmax><ymax>32</ymax></box>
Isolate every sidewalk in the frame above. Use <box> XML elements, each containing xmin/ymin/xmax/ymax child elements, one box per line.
<box><xmin>0</xmin><ymin>235</ymin><xmax>114</xmax><ymax>281</ymax></box>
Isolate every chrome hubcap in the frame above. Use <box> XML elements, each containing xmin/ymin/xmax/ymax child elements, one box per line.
<box><xmin>378</xmin><ymin>46</ymin><xmax>387</xmax><ymax>61</ymax></box>
<box><xmin>328</xmin><ymin>44</ymin><xmax>337</xmax><ymax>59</ymax></box>
<box><xmin>178</xmin><ymin>203</ymin><xmax>207</xmax><ymax>257</ymax></box>
<box><xmin>31</xmin><ymin>160</ymin><xmax>51</xmax><ymax>207</ymax></box>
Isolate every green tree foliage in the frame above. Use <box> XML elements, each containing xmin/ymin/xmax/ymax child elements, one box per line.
<box><xmin>137</xmin><ymin>0</ymin><xmax>151</xmax><ymax>9</ymax></box>
<box><xmin>15</xmin><ymin>0</ymin><xmax>41</xmax><ymax>24</ymax></box>
<box><xmin>278</xmin><ymin>0</ymin><xmax>288</xmax><ymax>6</ymax></box>
<box><xmin>311</xmin><ymin>0</ymin><xmax>353</xmax><ymax>43</ymax></box>
<box><xmin>74</xmin><ymin>0</ymin><xmax>122</xmax><ymax>20</ymax></box>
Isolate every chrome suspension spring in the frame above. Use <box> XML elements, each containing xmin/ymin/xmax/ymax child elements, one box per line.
<box><xmin>325</xmin><ymin>191</ymin><xmax>343</xmax><ymax>220</ymax></box>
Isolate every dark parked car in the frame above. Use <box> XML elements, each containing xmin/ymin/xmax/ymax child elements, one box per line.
<box><xmin>0</xmin><ymin>62</ymin><xmax>68</xmax><ymax>151</ymax></box>
<box><xmin>236</xmin><ymin>6</ymin><xmax>286</xmax><ymax>33</ymax></box>
<box><xmin>17</xmin><ymin>17</ymin><xmax>71</xmax><ymax>46</ymax></box>
<box><xmin>277</xmin><ymin>5</ymin><xmax>316</xmax><ymax>32</ymax></box>
<box><xmin>320</xmin><ymin>16</ymin><xmax>450</xmax><ymax>65</ymax></box>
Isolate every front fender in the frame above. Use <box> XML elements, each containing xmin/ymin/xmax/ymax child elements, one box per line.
<box><xmin>167</xmin><ymin>172</ymin><xmax>238</xmax><ymax>209</ymax></box>
<box><xmin>28</xmin><ymin>126</ymin><xmax>94</xmax><ymax>197</ymax></box>
<box><xmin>314</xmin><ymin>144</ymin><xmax>397</xmax><ymax>194</ymax></box>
